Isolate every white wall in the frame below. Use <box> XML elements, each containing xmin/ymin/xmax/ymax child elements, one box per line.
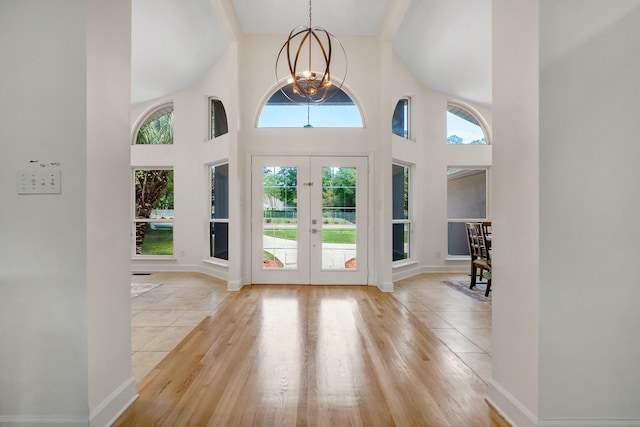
<box><xmin>0</xmin><ymin>2</ymin><xmax>89</xmax><ymax>423</ymax></box>
<box><xmin>0</xmin><ymin>0</ymin><xmax>134</xmax><ymax>425</ymax></box>
<box><xmin>538</xmin><ymin>0</ymin><xmax>640</xmax><ymax>423</ymax></box>
<box><xmin>130</xmin><ymin>46</ymin><xmax>236</xmax><ymax>283</ymax></box>
<box><xmin>490</xmin><ymin>1</ymin><xmax>640</xmax><ymax>426</ymax></box>
<box><xmin>391</xmin><ymin>53</ymin><xmax>492</xmax><ymax>280</ymax></box>
<box><xmin>489</xmin><ymin>1</ymin><xmax>541</xmax><ymax>425</ymax></box>
<box><xmin>129</xmin><ymin>30</ymin><xmax>494</xmax><ymax>290</ymax></box>
<box><xmin>131</xmin><ymin>33</ymin><xmax>398</xmax><ymax>289</ymax></box>
<box><xmin>87</xmin><ymin>0</ymin><xmax>137</xmax><ymax>425</ymax></box>
<box><xmin>238</xmin><ymin>34</ymin><xmax>394</xmax><ymax>288</ymax></box>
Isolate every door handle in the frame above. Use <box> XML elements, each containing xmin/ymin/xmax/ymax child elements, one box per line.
<box><xmin>311</xmin><ymin>228</ymin><xmax>318</xmax><ymax>234</ymax></box>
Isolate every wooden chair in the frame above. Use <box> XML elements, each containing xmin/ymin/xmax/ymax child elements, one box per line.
<box><xmin>466</xmin><ymin>222</ymin><xmax>492</xmax><ymax>295</ymax></box>
<box><xmin>465</xmin><ymin>222</ymin><xmax>480</xmax><ymax>285</ymax></box>
<box><xmin>481</xmin><ymin>221</ymin><xmax>492</xmax><ymax>247</ymax></box>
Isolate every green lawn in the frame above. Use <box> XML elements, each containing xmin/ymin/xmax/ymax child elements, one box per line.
<box><xmin>264</xmin><ymin>228</ymin><xmax>355</xmax><ymax>244</ymax></box>
<box><xmin>141</xmin><ymin>228</ymin><xmax>173</xmax><ymax>255</ymax></box>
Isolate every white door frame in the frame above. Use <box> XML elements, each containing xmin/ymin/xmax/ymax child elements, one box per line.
<box><xmin>251</xmin><ymin>155</ymin><xmax>368</xmax><ymax>285</ymax></box>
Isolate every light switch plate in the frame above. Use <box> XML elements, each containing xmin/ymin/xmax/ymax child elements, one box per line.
<box><xmin>17</xmin><ymin>169</ymin><xmax>61</xmax><ymax>194</ymax></box>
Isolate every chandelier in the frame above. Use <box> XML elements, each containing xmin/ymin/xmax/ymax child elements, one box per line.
<box><xmin>275</xmin><ymin>0</ymin><xmax>347</xmax><ymax>103</ymax></box>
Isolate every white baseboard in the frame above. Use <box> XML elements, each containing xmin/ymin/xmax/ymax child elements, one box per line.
<box><xmin>0</xmin><ymin>416</ymin><xmax>87</xmax><ymax>426</ymax></box>
<box><xmin>378</xmin><ymin>281</ymin><xmax>394</xmax><ymax>292</ymax></box>
<box><xmin>0</xmin><ymin>377</ymin><xmax>137</xmax><ymax>427</ymax></box>
<box><xmin>90</xmin><ymin>376</ymin><xmax>138</xmax><ymax>427</ymax></box>
<box><xmin>227</xmin><ymin>280</ymin><xmax>244</xmax><ymax>291</ymax></box>
<box><xmin>197</xmin><ymin>264</ymin><xmax>230</xmax><ymax>281</ymax></box>
<box><xmin>131</xmin><ymin>262</ymin><xmax>234</xmax><ymax>284</ymax></box>
<box><xmin>538</xmin><ymin>419</ymin><xmax>640</xmax><ymax>426</ymax></box>
<box><xmin>487</xmin><ymin>379</ymin><xmax>538</xmax><ymax>427</ymax></box>
<box><xmin>420</xmin><ymin>265</ymin><xmax>467</xmax><ymax>273</ymax></box>
<box><xmin>392</xmin><ymin>265</ymin><xmax>421</xmax><ymax>281</ymax></box>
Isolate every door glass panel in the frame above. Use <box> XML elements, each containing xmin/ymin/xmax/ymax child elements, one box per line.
<box><xmin>321</xmin><ymin>167</ymin><xmax>357</xmax><ymax>270</ymax></box>
<box><xmin>263</xmin><ymin>166</ymin><xmax>298</xmax><ymax>269</ymax></box>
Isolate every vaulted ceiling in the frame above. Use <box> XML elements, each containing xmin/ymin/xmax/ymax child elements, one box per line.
<box><xmin>131</xmin><ymin>0</ymin><xmax>492</xmax><ymax>107</ymax></box>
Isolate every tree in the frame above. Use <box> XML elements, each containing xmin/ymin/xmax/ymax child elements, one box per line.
<box><xmin>447</xmin><ymin>135</ymin><xmax>463</xmax><ymax>144</ymax></box>
<box><xmin>322</xmin><ymin>167</ymin><xmax>356</xmax><ymax>223</ymax></box>
<box><xmin>275</xmin><ymin>167</ymin><xmax>298</xmax><ymax>209</ymax></box>
<box><xmin>134</xmin><ymin>111</ymin><xmax>174</xmax><ymax>254</ymax></box>
<box><xmin>263</xmin><ymin>168</ymin><xmax>281</xmax><ymax>210</ymax></box>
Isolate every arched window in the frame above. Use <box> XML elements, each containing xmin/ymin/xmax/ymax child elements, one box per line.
<box><xmin>446</xmin><ymin>103</ymin><xmax>487</xmax><ymax>145</ymax></box>
<box><xmin>209</xmin><ymin>98</ymin><xmax>228</xmax><ymax>139</ymax></box>
<box><xmin>392</xmin><ymin>98</ymin><xmax>410</xmax><ymax>139</ymax></box>
<box><xmin>258</xmin><ymin>83</ymin><xmax>363</xmax><ymax>128</ymax></box>
<box><xmin>135</xmin><ymin>104</ymin><xmax>174</xmax><ymax>145</ymax></box>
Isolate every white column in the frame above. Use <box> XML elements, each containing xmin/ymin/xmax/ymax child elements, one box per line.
<box><xmin>489</xmin><ymin>0</ymin><xmax>540</xmax><ymax>425</ymax></box>
<box><xmin>87</xmin><ymin>0</ymin><xmax>137</xmax><ymax>425</ymax></box>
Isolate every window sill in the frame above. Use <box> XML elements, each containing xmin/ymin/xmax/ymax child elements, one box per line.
<box><xmin>204</xmin><ymin>259</ymin><xmax>229</xmax><ymax>268</ymax></box>
<box><xmin>446</xmin><ymin>256</ymin><xmax>470</xmax><ymax>262</ymax></box>
<box><xmin>131</xmin><ymin>256</ymin><xmax>177</xmax><ymax>261</ymax></box>
<box><xmin>392</xmin><ymin>260</ymin><xmax>417</xmax><ymax>269</ymax></box>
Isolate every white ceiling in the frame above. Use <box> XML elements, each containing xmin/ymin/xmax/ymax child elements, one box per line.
<box><xmin>393</xmin><ymin>0</ymin><xmax>491</xmax><ymax>107</ymax></box>
<box><xmin>232</xmin><ymin>0</ymin><xmax>389</xmax><ymax>35</ymax></box>
<box><xmin>131</xmin><ymin>0</ymin><xmax>492</xmax><ymax>107</ymax></box>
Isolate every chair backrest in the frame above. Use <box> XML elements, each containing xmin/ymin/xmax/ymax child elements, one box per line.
<box><xmin>481</xmin><ymin>221</ymin><xmax>492</xmax><ymax>237</ymax></box>
<box><xmin>465</xmin><ymin>222</ymin><xmax>478</xmax><ymax>258</ymax></box>
<box><xmin>467</xmin><ymin>222</ymin><xmax>490</xmax><ymax>261</ymax></box>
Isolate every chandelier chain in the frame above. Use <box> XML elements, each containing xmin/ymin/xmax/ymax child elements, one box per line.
<box><xmin>308</xmin><ymin>0</ymin><xmax>312</xmax><ymax>27</ymax></box>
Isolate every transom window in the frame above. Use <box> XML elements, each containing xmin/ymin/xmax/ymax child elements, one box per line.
<box><xmin>135</xmin><ymin>104</ymin><xmax>173</xmax><ymax>145</ymax></box>
<box><xmin>209</xmin><ymin>98</ymin><xmax>228</xmax><ymax>139</ymax></box>
<box><xmin>258</xmin><ymin>83</ymin><xmax>363</xmax><ymax>128</ymax></box>
<box><xmin>392</xmin><ymin>98</ymin><xmax>410</xmax><ymax>139</ymax></box>
<box><xmin>447</xmin><ymin>103</ymin><xmax>487</xmax><ymax>145</ymax></box>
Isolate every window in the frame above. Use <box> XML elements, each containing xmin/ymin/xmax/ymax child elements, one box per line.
<box><xmin>210</xmin><ymin>98</ymin><xmax>228</xmax><ymax>139</ymax></box>
<box><xmin>446</xmin><ymin>103</ymin><xmax>487</xmax><ymax>145</ymax></box>
<box><xmin>210</xmin><ymin>163</ymin><xmax>229</xmax><ymax>261</ymax></box>
<box><xmin>258</xmin><ymin>83</ymin><xmax>363</xmax><ymax>128</ymax></box>
<box><xmin>447</xmin><ymin>168</ymin><xmax>488</xmax><ymax>256</ymax></box>
<box><xmin>135</xmin><ymin>104</ymin><xmax>173</xmax><ymax>145</ymax></box>
<box><xmin>133</xmin><ymin>169</ymin><xmax>174</xmax><ymax>256</ymax></box>
<box><xmin>392</xmin><ymin>98</ymin><xmax>410</xmax><ymax>139</ymax></box>
<box><xmin>392</xmin><ymin>163</ymin><xmax>411</xmax><ymax>262</ymax></box>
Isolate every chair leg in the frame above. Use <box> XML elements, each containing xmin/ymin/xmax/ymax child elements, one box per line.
<box><xmin>470</xmin><ymin>266</ymin><xmax>477</xmax><ymax>289</ymax></box>
<box><xmin>485</xmin><ymin>278</ymin><xmax>492</xmax><ymax>297</ymax></box>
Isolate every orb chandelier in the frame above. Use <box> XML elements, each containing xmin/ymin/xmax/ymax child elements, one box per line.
<box><xmin>275</xmin><ymin>0</ymin><xmax>347</xmax><ymax>103</ymax></box>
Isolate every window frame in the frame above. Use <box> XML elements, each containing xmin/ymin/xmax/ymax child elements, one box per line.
<box><xmin>446</xmin><ymin>167</ymin><xmax>490</xmax><ymax>258</ymax></box>
<box><xmin>209</xmin><ymin>97</ymin><xmax>229</xmax><ymax>140</ymax></box>
<box><xmin>133</xmin><ymin>102</ymin><xmax>174</xmax><ymax>145</ymax></box>
<box><xmin>392</xmin><ymin>97</ymin><xmax>411</xmax><ymax>140</ymax></box>
<box><xmin>392</xmin><ymin>162</ymin><xmax>412</xmax><ymax>263</ymax></box>
<box><xmin>208</xmin><ymin>162</ymin><xmax>229</xmax><ymax>263</ymax></box>
<box><xmin>132</xmin><ymin>167</ymin><xmax>175</xmax><ymax>258</ymax></box>
<box><xmin>446</xmin><ymin>101</ymin><xmax>490</xmax><ymax>145</ymax></box>
<box><xmin>257</xmin><ymin>83</ymin><xmax>364</xmax><ymax>128</ymax></box>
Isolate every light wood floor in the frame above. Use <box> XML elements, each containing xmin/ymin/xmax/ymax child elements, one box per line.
<box><xmin>116</xmin><ymin>284</ymin><xmax>507</xmax><ymax>426</ymax></box>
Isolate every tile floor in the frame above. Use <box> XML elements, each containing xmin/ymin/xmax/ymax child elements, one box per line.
<box><xmin>129</xmin><ymin>271</ymin><xmax>492</xmax><ymax>384</ymax></box>
<box><xmin>392</xmin><ymin>272</ymin><xmax>493</xmax><ymax>383</ymax></box>
<box><xmin>130</xmin><ymin>271</ymin><xmax>229</xmax><ymax>382</ymax></box>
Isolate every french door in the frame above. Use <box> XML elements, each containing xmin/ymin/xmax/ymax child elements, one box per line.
<box><xmin>251</xmin><ymin>156</ymin><xmax>368</xmax><ymax>284</ymax></box>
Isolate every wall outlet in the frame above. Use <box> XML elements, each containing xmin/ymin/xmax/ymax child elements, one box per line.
<box><xmin>17</xmin><ymin>169</ymin><xmax>61</xmax><ymax>194</ymax></box>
